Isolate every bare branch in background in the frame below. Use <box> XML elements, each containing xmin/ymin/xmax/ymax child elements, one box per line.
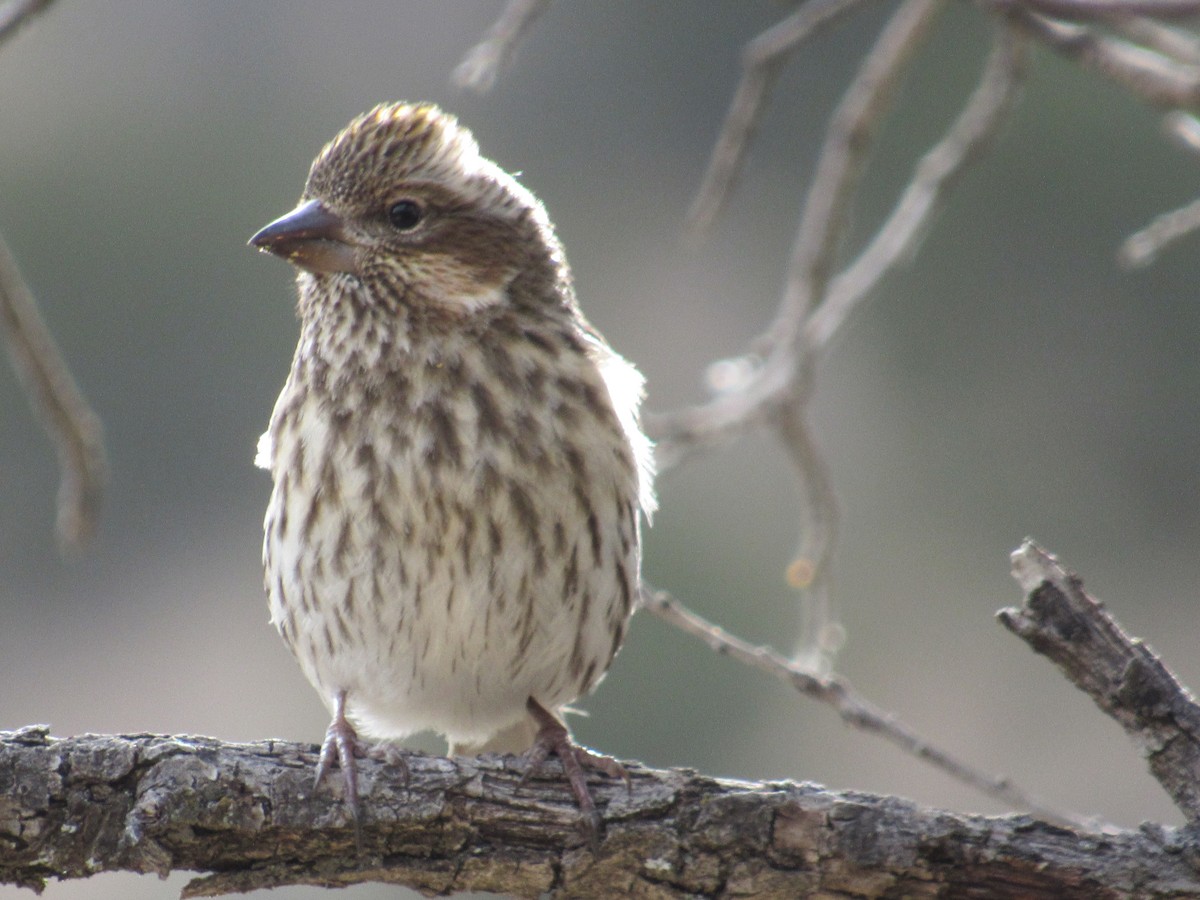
<box><xmin>1121</xmin><ymin>110</ymin><xmax>1200</xmax><ymax>264</ymax></box>
<box><xmin>994</xmin><ymin>0</ymin><xmax>1200</xmax><ymax>19</ymax></box>
<box><xmin>643</xmin><ymin>585</ymin><xmax>1093</xmax><ymax>831</ymax></box>
<box><xmin>652</xmin><ymin>1</ymin><xmax>973</xmax><ymax>672</ymax></box>
<box><xmin>778</xmin><ymin>0</ymin><xmax>946</xmax><ymax>336</ymax></box>
<box><xmin>0</xmin><ymin>234</ymin><xmax>107</xmax><ymax>549</ymax></box>
<box><xmin>1113</xmin><ymin>15</ymin><xmax>1200</xmax><ymax>64</ymax></box>
<box><xmin>774</xmin><ymin>397</ymin><xmax>843</xmax><ymax>667</ymax></box>
<box><xmin>751</xmin><ymin>2</ymin><xmax>947</xmax><ymax>660</ymax></box>
<box><xmin>808</xmin><ymin>29</ymin><xmax>1026</xmax><ymax>348</ymax></box>
<box><xmin>650</xmin><ymin>0</ymin><xmax>946</xmax><ymax>471</ymax></box>
<box><xmin>998</xmin><ymin>5</ymin><xmax>1200</xmax><ymax>108</ymax></box>
<box><xmin>686</xmin><ymin>0</ymin><xmax>872</xmax><ymax>233</ymax></box>
<box><xmin>0</xmin><ymin>0</ymin><xmax>105</xmax><ymax>548</ymax></box>
<box><xmin>0</xmin><ymin>0</ymin><xmax>52</xmax><ymax>46</ymax></box>
<box><xmin>633</xmin><ymin>21</ymin><xmax>1030</xmax><ymax>786</ymax></box>
<box><xmin>1164</xmin><ymin>107</ymin><xmax>1200</xmax><ymax>150</ymax></box>
<box><xmin>1119</xmin><ymin>193</ymin><xmax>1200</xmax><ymax>264</ymax></box>
<box><xmin>453</xmin><ymin>0</ymin><xmax>550</xmax><ymax>92</ymax></box>
<box><xmin>638</xmin><ymin>30</ymin><xmax>1031</xmax><ymax>784</ymax></box>
<box><xmin>985</xmin><ymin>3</ymin><xmax>1200</xmax><ymax>262</ymax></box>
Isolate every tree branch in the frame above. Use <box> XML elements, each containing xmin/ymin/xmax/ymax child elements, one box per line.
<box><xmin>994</xmin><ymin>0</ymin><xmax>1200</xmax><ymax>20</ymax></box>
<box><xmin>643</xmin><ymin>585</ymin><xmax>1087</xmax><ymax>830</ymax></box>
<box><xmin>1001</xmin><ymin>540</ymin><xmax>1200</xmax><ymax>823</ymax></box>
<box><xmin>647</xmin><ymin>0</ymin><xmax>946</xmax><ymax>474</ymax></box>
<box><xmin>0</xmin><ymin>0</ymin><xmax>107</xmax><ymax>549</ymax></box>
<box><xmin>452</xmin><ymin>0</ymin><xmax>551</xmax><ymax>92</ymax></box>
<box><xmin>646</xmin><ymin>16</ymin><xmax>1024</xmax><ymax>679</ymax></box>
<box><xmin>806</xmin><ymin>27</ymin><xmax>1026</xmax><ymax>349</ymax></box>
<box><xmin>1119</xmin><ymin>191</ymin><xmax>1200</xmax><ymax>265</ymax></box>
<box><xmin>1119</xmin><ymin>111</ymin><xmax>1200</xmax><ymax>265</ymax></box>
<box><xmin>995</xmin><ymin>4</ymin><xmax>1200</xmax><ymax>109</ymax></box>
<box><xmin>0</xmin><ymin>0</ymin><xmax>53</xmax><ymax>47</ymax></box>
<box><xmin>1</xmin><ymin>726</ymin><xmax>1196</xmax><ymax>898</ymax></box>
<box><xmin>686</xmin><ymin>0</ymin><xmax>872</xmax><ymax>233</ymax></box>
<box><xmin>0</xmin><ymin>233</ymin><xmax>108</xmax><ymax>548</ymax></box>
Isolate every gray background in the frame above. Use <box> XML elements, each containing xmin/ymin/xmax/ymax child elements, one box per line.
<box><xmin>2</xmin><ymin>3</ymin><xmax>1198</xmax><ymax>897</ymax></box>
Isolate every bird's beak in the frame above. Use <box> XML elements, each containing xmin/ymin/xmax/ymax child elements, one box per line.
<box><xmin>249</xmin><ymin>199</ymin><xmax>359</xmax><ymax>275</ymax></box>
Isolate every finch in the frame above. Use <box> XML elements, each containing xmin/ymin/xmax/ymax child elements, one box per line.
<box><xmin>249</xmin><ymin>103</ymin><xmax>654</xmax><ymax>837</ymax></box>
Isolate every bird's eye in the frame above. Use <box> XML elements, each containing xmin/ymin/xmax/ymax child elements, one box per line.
<box><xmin>388</xmin><ymin>200</ymin><xmax>423</xmax><ymax>231</ymax></box>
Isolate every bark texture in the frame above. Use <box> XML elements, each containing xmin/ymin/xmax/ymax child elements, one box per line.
<box><xmin>2</xmin><ymin>726</ymin><xmax>1198</xmax><ymax>898</ymax></box>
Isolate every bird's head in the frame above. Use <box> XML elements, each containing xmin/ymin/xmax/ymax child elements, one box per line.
<box><xmin>250</xmin><ymin>103</ymin><xmax>567</xmax><ymax>317</ymax></box>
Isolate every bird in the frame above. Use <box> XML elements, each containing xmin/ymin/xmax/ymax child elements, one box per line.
<box><xmin>248</xmin><ymin>102</ymin><xmax>655</xmax><ymax>838</ymax></box>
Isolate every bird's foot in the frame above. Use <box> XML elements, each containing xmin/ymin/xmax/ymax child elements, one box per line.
<box><xmin>522</xmin><ymin>697</ymin><xmax>629</xmax><ymax>847</ymax></box>
<box><xmin>315</xmin><ymin>690</ymin><xmax>362</xmax><ymax>823</ymax></box>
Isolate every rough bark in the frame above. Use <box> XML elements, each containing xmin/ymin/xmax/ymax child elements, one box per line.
<box><xmin>1</xmin><ymin>725</ymin><xmax>1198</xmax><ymax>899</ymax></box>
<box><xmin>1001</xmin><ymin>541</ymin><xmax>1200</xmax><ymax>823</ymax></box>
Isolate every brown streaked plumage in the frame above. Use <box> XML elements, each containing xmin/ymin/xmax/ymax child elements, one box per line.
<box><xmin>249</xmin><ymin>103</ymin><xmax>654</xmax><ymax>838</ymax></box>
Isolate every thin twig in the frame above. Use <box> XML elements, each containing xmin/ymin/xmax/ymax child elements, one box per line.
<box><xmin>1000</xmin><ymin>6</ymin><xmax>1200</xmax><ymax>108</ymax></box>
<box><xmin>808</xmin><ymin>26</ymin><xmax>1027</xmax><ymax>348</ymax></box>
<box><xmin>774</xmin><ymin>0</ymin><xmax>945</xmax><ymax>339</ymax></box>
<box><xmin>687</xmin><ymin>0</ymin><xmax>872</xmax><ymax>233</ymax></box>
<box><xmin>655</xmin><ymin>2</ymin><xmax>947</xmax><ymax>670</ymax></box>
<box><xmin>0</xmin><ymin>234</ymin><xmax>107</xmax><ymax>547</ymax></box>
<box><xmin>642</xmin><ymin>585</ymin><xmax>1094</xmax><ymax>830</ymax></box>
<box><xmin>649</xmin><ymin>0</ymin><xmax>944</xmax><ymax>470</ymax></box>
<box><xmin>673</xmin><ymin>19</ymin><xmax>1025</xmax><ymax>676</ymax></box>
<box><xmin>775</xmin><ymin>396</ymin><xmax>847</xmax><ymax>670</ymax></box>
<box><xmin>1119</xmin><ymin>112</ymin><xmax>1200</xmax><ymax>266</ymax></box>
<box><xmin>0</xmin><ymin>0</ymin><xmax>52</xmax><ymax>46</ymax></box>
<box><xmin>0</xmin><ymin>0</ymin><xmax>98</xmax><ymax>549</ymax></box>
<box><xmin>989</xmin><ymin>6</ymin><xmax>1200</xmax><ymax>267</ymax></box>
<box><xmin>453</xmin><ymin>0</ymin><xmax>551</xmax><ymax>92</ymax></box>
<box><xmin>1164</xmin><ymin>108</ymin><xmax>1200</xmax><ymax>151</ymax></box>
<box><xmin>996</xmin><ymin>0</ymin><xmax>1200</xmax><ymax>19</ymax></box>
<box><xmin>1114</xmin><ymin>15</ymin><xmax>1200</xmax><ymax>65</ymax></box>
<box><xmin>1119</xmin><ymin>192</ymin><xmax>1200</xmax><ymax>265</ymax></box>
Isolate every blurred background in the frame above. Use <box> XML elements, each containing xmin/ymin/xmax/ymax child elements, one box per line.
<box><xmin>2</xmin><ymin>2</ymin><xmax>1199</xmax><ymax>897</ymax></box>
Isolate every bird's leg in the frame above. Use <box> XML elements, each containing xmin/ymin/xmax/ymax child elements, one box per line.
<box><xmin>315</xmin><ymin>689</ymin><xmax>362</xmax><ymax>822</ymax></box>
<box><xmin>522</xmin><ymin>696</ymin><xmax>629</xmax><ymax>844</ymax></box>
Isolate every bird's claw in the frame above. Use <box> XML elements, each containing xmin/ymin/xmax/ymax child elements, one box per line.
<box><xmin>315</xmin><ymin>691</ymin><xmax>362</xmax><ymax>825</ymax></box>
<box><xmin>523</xmin><ymin>697</ymin><xmax>627</xmax><ymax>848</ymax></box>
